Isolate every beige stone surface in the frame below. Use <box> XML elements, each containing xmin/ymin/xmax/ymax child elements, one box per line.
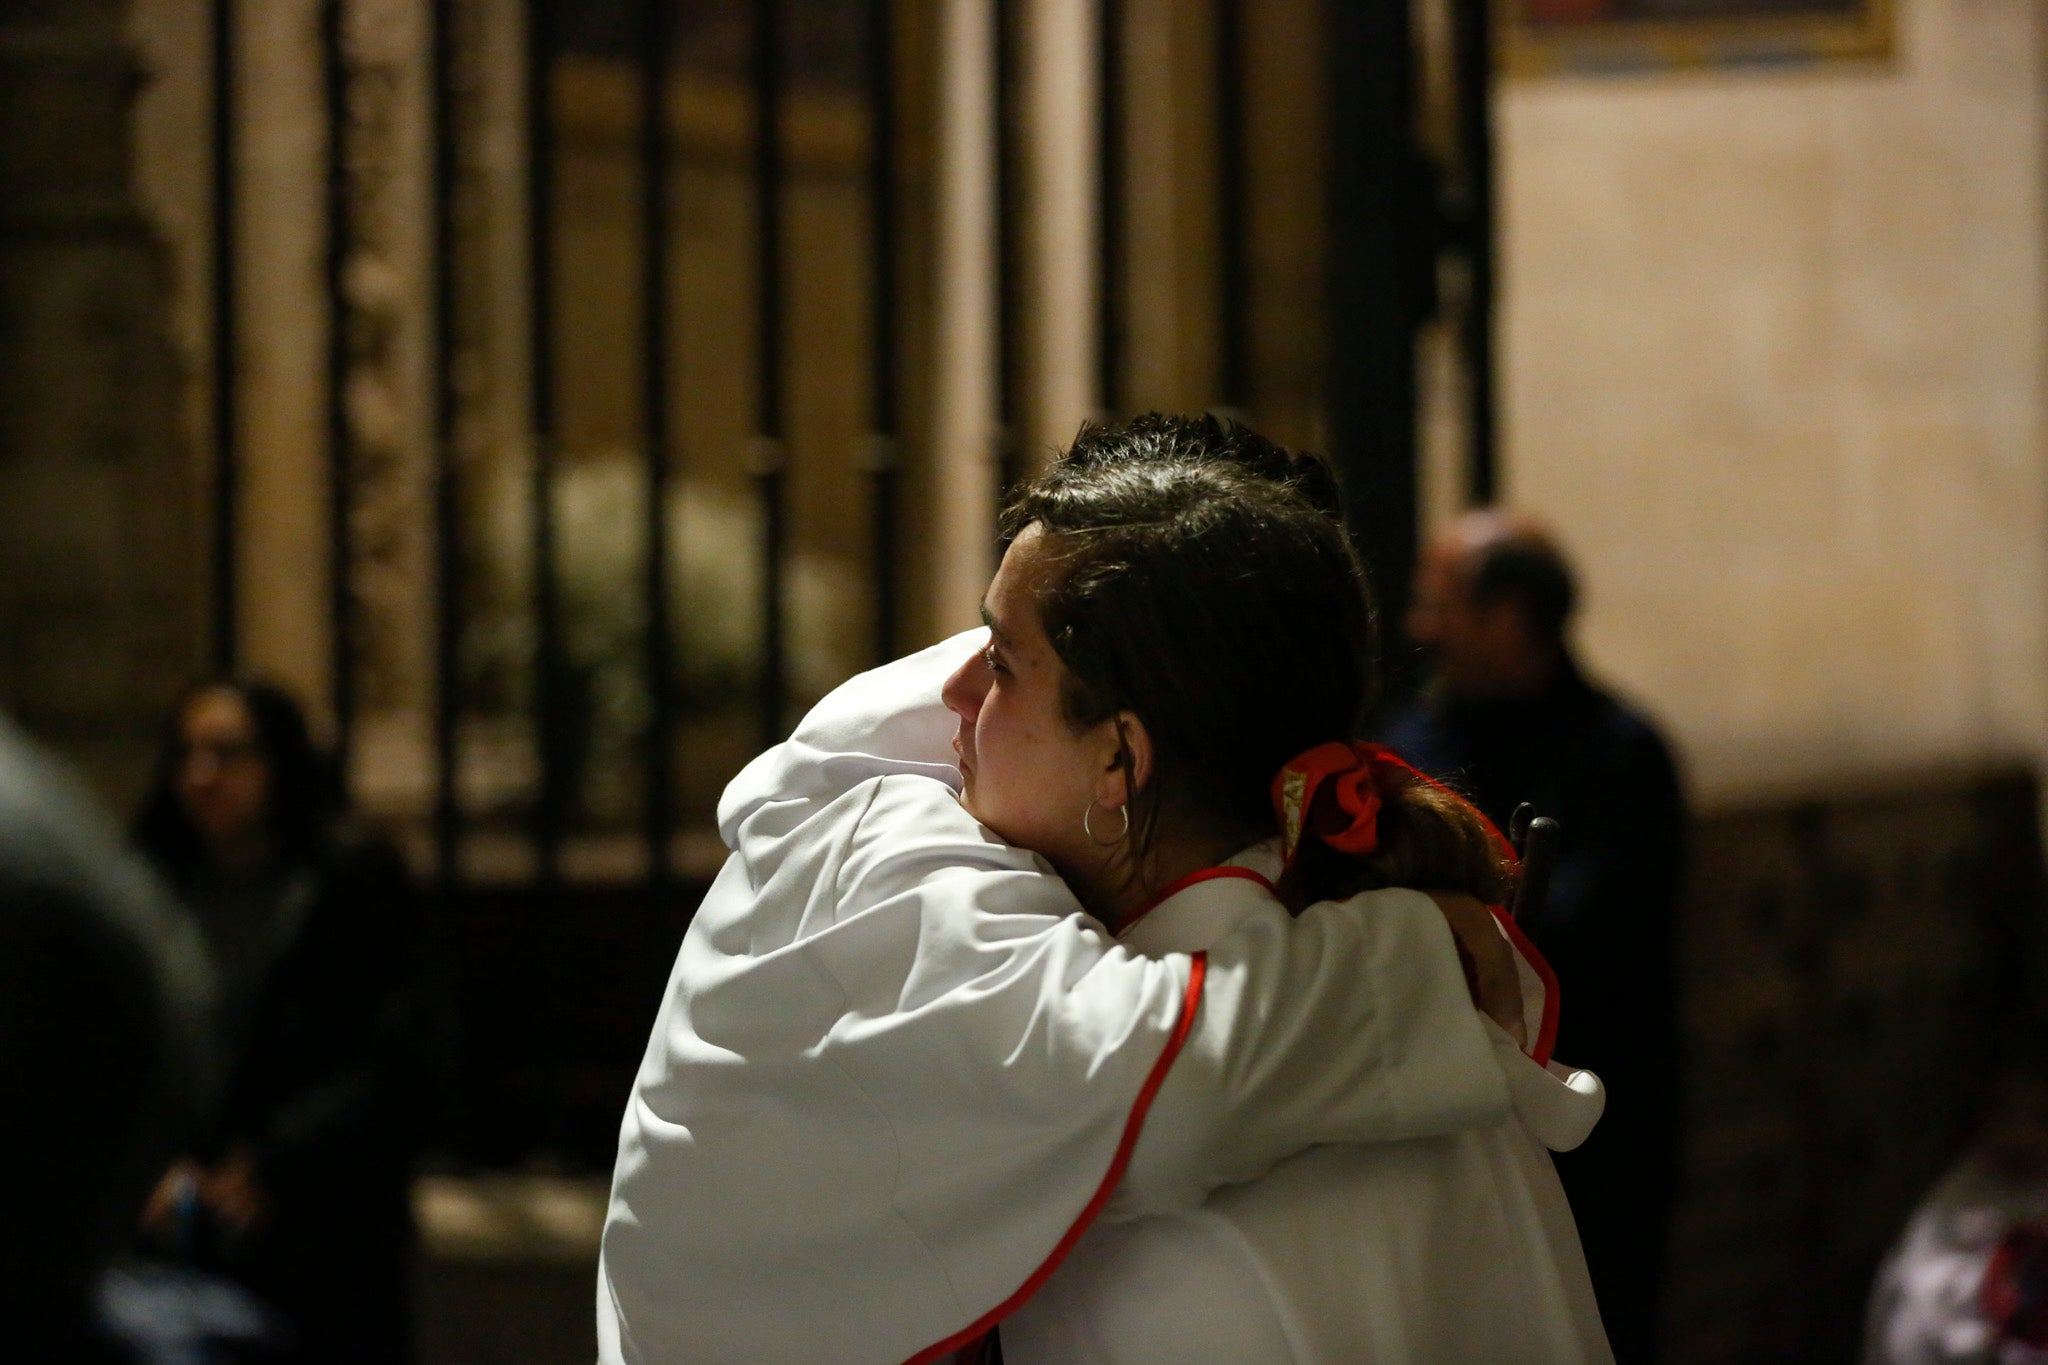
<box><xmin>235</xmin><ymin>0</ymin><xmax>333</xmax><ymax>713</ymax></box>
<box><xmin>1</xmin><ymin>2</ymin><xmax>202</xmax><ymax>807</ymax></box>
<box><xmin>1498</xmin><ymin>0</ymin><xmax>2048</xmax><ymax>807</ymax></box>
<box><xmin>1118</xmin><ymin>0</ymin><xmax>1219</xmax><ymax>421</ymax></box>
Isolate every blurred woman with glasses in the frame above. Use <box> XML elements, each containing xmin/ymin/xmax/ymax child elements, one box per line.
<box><xmin>132</xmin><ymin>680</ymin><xmax>440</xmax><ymax>1365</ymax></box>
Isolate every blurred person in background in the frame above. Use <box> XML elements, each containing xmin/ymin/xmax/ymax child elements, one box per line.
<box><xmin>1384</xmin><ymin>509</ymin><xmax>1687</xmax><ymax>1362</ymax></box>
<box><xmin>132</xmin><ymin>680</ymin><xmax>441</xmax><ymax>1365</ymax></box>
<box><xmin>0</xmin><ymin>712</ymin><xmax>213</xmax><ymax>1362</ymax></box>
<box><xmin>1864</xmin><ymin>1057</ymin><xmax>2048</xmax><ymax>1364</ymax></box>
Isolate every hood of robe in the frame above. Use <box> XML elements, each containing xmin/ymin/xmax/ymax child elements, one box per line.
<box><xmin>600</xmin><ymin>632</ymin><xmax>1199</xmax><ymax>1365</ymax></box>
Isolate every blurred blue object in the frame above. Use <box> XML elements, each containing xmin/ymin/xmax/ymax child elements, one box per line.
<box><xmin>98</xmin><ymin>1260</ymin><xmax>291</xmax><ymax>1365</ymax></box>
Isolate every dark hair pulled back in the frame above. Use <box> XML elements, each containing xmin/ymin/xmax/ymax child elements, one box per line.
<box><xmin>132</xmin><ymin>678</ymin><xmax>342</xmax><ymax>886</ymax></box>
<box><xmin>1006</xmin><ymin>413</ymin><xmax>1512</xmax><ymax>912</ymax></box>
<box><xmin>1471</xmin><ymin>535</ymin><xmax>1577</xmax><ymax>646</ymax></box>
<box><xmin>1277</xmin><ymin>765</ymin><xmax>1516</xmax><ymax>911</ymax></box>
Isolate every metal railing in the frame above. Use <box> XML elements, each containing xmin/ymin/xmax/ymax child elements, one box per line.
<box><xmin>199</xmin><ymin>0</ymin><xmax>1499</xmax><ymax>895</ymax></box>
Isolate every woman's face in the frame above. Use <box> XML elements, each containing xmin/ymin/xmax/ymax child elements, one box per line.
<box><xmin>941</xmin><ymin>526</ymin><xmax>1124</xmax><ymax>876</ymax></box>
<box><xmin>174</xmin><ymin>688</ymin><xmax>272</xmax><ymax>852</ymax></box>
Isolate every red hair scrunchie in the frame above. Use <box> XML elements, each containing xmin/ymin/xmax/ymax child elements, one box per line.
<box><xmin>1270</xmin><ymin>740</ymin><xmax>1421</xmax><ymax>867</ymax></box>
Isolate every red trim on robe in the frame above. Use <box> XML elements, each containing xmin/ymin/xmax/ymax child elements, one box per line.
<box><xmin>1489</xmin><ymin>903</ymin><xmax>1561</xmax><ymax>1068</ymax></box>
<box><xmin>1118</xmin><ymin>865</ymin><xmax>1276</xmax><ymax>937</ymax></box>
<box><xmin>905</xmin><ymin>951</ymin><xmax>1212</xmax><ymax>1365</ymax></box>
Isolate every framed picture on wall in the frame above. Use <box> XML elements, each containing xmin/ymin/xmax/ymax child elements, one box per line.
<box><xmin>1502</xmin><ymin>0</ymin><xmax>1893</xmax><ymax>76</ymax></box>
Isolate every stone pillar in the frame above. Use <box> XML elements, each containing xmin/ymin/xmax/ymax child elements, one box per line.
<box><xmin>1119</xmin><ymin>0</ymin><xmax>1221</xmax><ymax>419</ymax></box>
<box><xmin>1019</xmin><ymin>0</ymin><xmax>1098</xmax><ymax>463</ymax></box>
<box><xmin>0</xmin><ymin>0</ymin><xmax>203</xmax><ymax>809</ymax></box>
<box><xmin>233</xmin><ymin>0</ymin><xmax>332</xmax><ymax>718</ymax></box>
<box><xmin>927</xmin><ymin>0</ymin><xmax>999</xmax><ymax>636</ymax></box>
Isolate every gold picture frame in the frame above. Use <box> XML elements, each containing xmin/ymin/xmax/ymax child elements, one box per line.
<box><xmin>1501</xmin><ymin>0</ymin><xmax>1894</xmax><ymax>77</ymax></box>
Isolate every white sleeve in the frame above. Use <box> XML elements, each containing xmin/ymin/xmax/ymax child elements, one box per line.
<box><xmin>715</xmin><ymin>629</ymin><xmax>982</xmax><ymax>842</ymax></box>
<box><xmin>1109</xmin><ymin>888</ymin><xmax>1509</xmax><ymax>1218</ymax></box>
<box><xmin>811</xmin><ymin>779</ymin><xmax>1510</xmax><ymax>1226</ymax></box>
<box><xmin>728</xmin><ymin>637</ymin><xmax>1509</xmax><ymax>1217</ymax></box>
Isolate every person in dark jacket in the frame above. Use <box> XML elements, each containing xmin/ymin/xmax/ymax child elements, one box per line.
<box><xmin>133</xmin><ymin>680</ymin><xmax>438</xmax><ymax>1364</ymax></box>
<box><xmin>1383</xmin><ymin>509</ymin><xmax>1687</xmax><ymax>1364</ymax></box>
<box><xmin>0</xmin><ymin>713</ymin><xmax>214</xmax><ymax>1364</ymax></box>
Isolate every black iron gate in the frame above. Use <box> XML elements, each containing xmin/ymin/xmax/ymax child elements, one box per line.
<box><xmin>196</xmin><ymin>0</ymin><xmax>1498</xmax><ymax>1162</ymax></box>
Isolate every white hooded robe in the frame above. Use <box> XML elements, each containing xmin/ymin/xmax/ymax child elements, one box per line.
<box><xmin>1002</xmin><ymin>851</ymin><xmax>1614</xmax><ymax>1364</ymax></box>
<box><xmin>597</xmin><ymin>633</ymin><xmax>1527</xmax><ymax>1364</ymax></box>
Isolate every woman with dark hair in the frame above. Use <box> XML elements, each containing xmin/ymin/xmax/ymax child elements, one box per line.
<box><xmin>133</xmin><ymin>681</ymin><xmax>339</xmax><ymax>888</ymax></box>
<box><xmin>965</xmin><ymin>417</ymin><xmax>1610</xmax><ymax>1361</ymax></box>
<box><xmin>597</xmin><ymin>423</ymin><xmax>1537</xmax><ymax>1360</ymax></box>
<box><xmin>133</xmin><ymin>680</ymin><xmax>435</xmax><ymax>1365</ymax></box>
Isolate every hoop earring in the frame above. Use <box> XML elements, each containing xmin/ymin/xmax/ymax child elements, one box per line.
<box><xmin>1083</xmin><ymin>799</ymin><xmax>1130</xmax><ymax>847</ymax></box>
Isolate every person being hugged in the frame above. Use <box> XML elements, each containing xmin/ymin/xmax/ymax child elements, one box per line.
<box><xmin>599</xmin><ymin>415</ymin><xmax>1585</xmax><ymax>1365</ymax></box>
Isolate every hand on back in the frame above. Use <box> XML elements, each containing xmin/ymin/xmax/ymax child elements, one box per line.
<box><xmin>1427</xmin><ymin>891</ymin><xmax>1527</xmax><ymax>1050</ymax></box>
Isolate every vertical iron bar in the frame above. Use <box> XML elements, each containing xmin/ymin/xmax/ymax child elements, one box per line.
<box><xmin>209</xmin><ymin>0</ymin><xmax>239</xmax><ymax>672</ymax></box>
<box><xmin>1451</xmin><ymin>0</ymin><xmax>1497</xmax><ymax>503</ymax></box>
<box><xmin>991</xmin><ymin>0</ymin><xmax>1020</xmax><ymax>527</ymax></box>
<box><xmin>526</xmin><ymin>0</ymin><xmax>563</xmax><ymax>886</ymax></box>
<box><xmin>751</xmin><ymin>0</ymin><xmax>788</xmax><ymax>749</ymax></box>
<box><xmin>638</xmin><ymin>0</ymin><xmax>676</xmax><ymax>887</ymax></box>
<box><xmin>1214</xmin><ymin>0</ymin><xmax>1249</xmax><ymax>413</ymax></box>
<box><xmin>322</xmin><ymin>0</ymin><xmax>356</xmax><ymax>783</ymax></box>
<box><xmin>1326</xmin><ymin>0</ymin><xmax>1424</xmax><ymax>704</ymax></box>
<box><xmin>524</xmin><ymin>0</ymin><xmax>571</xmax><ymax>1158</ymax></box>
<box><xmin>429</xmin><ymin>0</ymin><xmax>462</xmax><ymax>886</ymax></box>
<box><xmin>1095</xmin><ymin>0</ymin><xmax>1123</xmax><ymax>415</ymax></box>
<box><xmin>864</xmin><ymin>0</ymin><xmax>900</xmax><ymax>665</ymax></box>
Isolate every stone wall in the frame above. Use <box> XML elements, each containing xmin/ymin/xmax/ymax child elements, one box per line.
<box><xmin>1499</xmin><ymin>12</ymin><xmax>2048</xmax><ymax>1353</ymax></box>
<box><xmin>0</xmin><ymin>0</ymin><xmax>203</xmax><ymax>808</ymax></box>
<box><xmin>1665</xmin><ymin>766</ymin><xmax>2047</xmax><ymax>1359</ymax></box>
<box><xmin>1498</xmin><ymin>0</ymin><xmax>2048</xmax><ymax>811</ymax></box>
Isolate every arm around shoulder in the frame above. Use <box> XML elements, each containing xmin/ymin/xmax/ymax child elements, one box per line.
<box><xmin>1111</xmin><ymin>886</ymin><xmax>1510</xmax><ymax>1217</ymax></box>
